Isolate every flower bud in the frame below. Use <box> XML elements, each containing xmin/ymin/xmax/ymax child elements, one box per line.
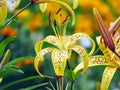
<box><xmin>93</xmin><ymin>7</ymin><xmax>115</xmax><ymax>52</ymax></box>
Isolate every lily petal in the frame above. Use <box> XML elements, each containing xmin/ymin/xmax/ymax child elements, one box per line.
<box><xmin>73</xmin><ymin>0</ymin><xmax>78</xmax><ymax>9</ymax></box>
<box><xmin>74</xmin><ymin>55</ymin><xmax>113</xmax><ymax>74</ymax></box>
<box><xmin>70</xmin><ymin>33</ymin><xmax>96</xmax><ymax>56</ymax></box>
<box><xmin>34</xmin><ymin>40</ymin><xmax>43</xmax><ymax>53</ymax></box>
<box><xmin>44</xmin><ymin>35</ymin><xmax>60</xmax><ymax>48</ymax></box>
<box><xmin>93</xmin><ymin>7</ymin><xmax>115</xmax><ymax>51</ymax></box>
<box><xmin>34</xmin><ymin>47</ymin><xmax>56</xmax><ymax>78</ymax></box>
<box><xmin>72</xmin><ymin>45</ymin><xmax>88</xmax><ymax>74</ymax></box>
<box><xmin>52</xmin><ymin>50</ymin><xmax>68</xmax><ymax>76</ymax></box>
<box><xmin>0</xmin><ymin>0</ymin><xmax>7</xmax><ymax>22</ymax></box>
<box><xmin>0</xmin><ymin>78</ymin><xmax>2</xmax><ymax>83</ymax></box>
<box><xmin>97</xmin><ymin>36</ymin><xmax>120</xmax><ymax>66</ymax></box>
<box><xmin>101</xmin><ymin>67</ymin><xmax>117</xmax><ymax>90</ymax></box>
<box><xmin>115</xmin><ymin>36</ymin><xmax>120</xmax><ymax>55</ymax></box>
<box><xmin>61</xmin><ymin>36</ymin><xmax>71</xmax><ymax>49</ymax></box>
<box><xmin>39</xmin><ymin>3</ymin><xmax>47</xmax><ymax>13</ymax></box>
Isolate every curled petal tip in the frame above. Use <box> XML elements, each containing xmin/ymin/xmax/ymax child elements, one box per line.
<box><xmin>39</xmin><ymin>3</ymin><xmax>47</xmax><ymax>13</ymax></box>
<box><xmin>0</xmin><ymin>78</ymin><xmax>2</xmax><ymax>83</ymax></box>
<box><xmin>73</xmin><ymin>0</ymin><xmax>78</xmax><ymax>9</ymax></box>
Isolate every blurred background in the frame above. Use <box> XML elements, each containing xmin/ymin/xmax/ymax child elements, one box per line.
<box><xmin>0</xmin><ymin>0</ymin><xmax>120</xmax><ymax>90</ymax></box>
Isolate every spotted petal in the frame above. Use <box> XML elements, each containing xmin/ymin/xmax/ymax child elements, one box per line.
<box><xmin>44</xmin><ymin>35</ymin><xmax>61</xmax><ymax>48</ymax></box>
<box><xmin>34</xmin><ymin>47</ymin><xmax>56</xmax><ymax>78</ymax></box>
<box><xmin>70</xmin><ymin>33</ymin><xmax>96</xmax><ymax>56</ymax></box>
<box><xmin>0</xmin><ymin>0</ymin><xmax>7</xmax><ymax>22</ymax></box>
<box><xmin>52</xmin><ymin>49</ymin><xmax>68</xmax><ymax>76</ymax></box>
<box><xmin>101</xmin><ymin>67</ymin><xmax>117</xmax><ymax>90</ymax></box>
<box><xmin>72</xmin><ymin>45</ymin><xmax>89</xmax><ymax>74</ymax></box>
<box><xmin>39</xmin><ymin>3</ymin><xmax>47</xmax><ymax>13</ymax></box>
<box><xmin>115</xmin><ymin>36</ymin><xmax>120</xmax><ymax>55</ymax></box>
<box><xmin>97</xmin><ymin>36</ymin><xmax>120</xmax><ymax>66</ymax></box>
<box><xmin>74</xmin><ymin>55</ymin><xmax>114</xmax><ymax>73</ymax></box>
<box><xmin>34</xmin><ymin>40</ymin><xmax>43</xmax><ymax>53</ymax></box>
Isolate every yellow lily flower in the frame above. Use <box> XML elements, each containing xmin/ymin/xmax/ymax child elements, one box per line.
<box><xmin>34</xmin><ymin>33</ymin><xmax>95</xmax><ymax>77</ymax></box>
<box><xmin>0</xmin><ymin>0</ymin><xmax>7</xmax><ymax>22</ymax></box>
<box><xmin>74</xmin><ymin>8</ymin><xmax>120</xmax><ymax>90</ymax></box>
<box><xmin>34</xmin><ymin>4</ymin><xmax>95</xmax><ymax>78</ymax></box>
<box><xmin>31</xmin><ymin>0</ymin><xmax>78</xmax><ymax>13</ymax></box>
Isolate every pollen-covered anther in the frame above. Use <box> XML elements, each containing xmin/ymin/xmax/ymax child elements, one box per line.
<box><xmin>62</xmin><ymin>17</ymin><xmax>68</xmax><ymax>24</ymax></box>
<box><xmin>56</xmin><ymin>8</ymin><xmax>62</xmax><ymax>15</ymax></box>
<box><xmin>66</xmin><ymin>13</ymin><xmax>71</xmax><ymax>17</ymax></box>
<box><xmin>62</xmin><ymin>13</ymin><xmax>71</xmax><ymax>24</ymax></box>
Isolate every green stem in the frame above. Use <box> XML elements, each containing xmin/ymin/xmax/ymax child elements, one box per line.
<box><xmin>56</xmin><ymin>80</ymin><xmax>59</xmax><ymax>90</ymax></box>
<box><xmin>92</xmin><ymin>48</ymin><xmax>100</xmax><ymax>55</ymax></box>
<box><xmin>49</xmin><ymin>81</ymin><xmax>56</xmax><ymax>90</ymax></box>
<box><xmin>0</xmin><ymin>75</ymin><xmax>40</xmax><ymax>90</ymax></box>
<box><xmin>5</xmin><ymin>2</ymin><xmax>33</xmax><ymax>25</ymax></box>
<box><xmin>71</xmin><ymin>81</ymin><xmax>74</xmax><ymax>90</ymax></box>
<box><xmin>61</xmin><ymin>77</ymin><xmax>64</xmax><ymax>90</ymax></box>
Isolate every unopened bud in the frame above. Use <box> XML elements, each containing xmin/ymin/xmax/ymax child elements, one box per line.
<box><xmin>93</xmin><ymin>7</ymin><xmax>115</xmax><ymax>51</ymax></box>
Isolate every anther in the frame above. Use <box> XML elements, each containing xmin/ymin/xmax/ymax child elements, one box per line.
<box><xmin>56</xmin><ymin>8</ymin><xmax>62</xmax><ymax>15</ymax></box>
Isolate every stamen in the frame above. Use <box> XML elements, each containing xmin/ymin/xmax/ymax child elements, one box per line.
<box><xmin>48</xmin><ymin>12</ymin><xmax>51</xmax><ymax>25</ymax></box>
<box><xmin>62</xmin><ymin>18</ymin><xmax>68</xmax><ymax>24</ymax></box>
<box><xmin>33</xmin><ymin>0</ymin><xmax>75</xmax><ymax>25</ymax></box>
<box><xmin>56</xmin><ymin>8</ymin><xmax>62</xmax><ymax>15</ymax></box>
<box><xmin>66</xmin><ymin>13</ymin><xmax>71</xmax><ymax>17</ymax></box>
<box><xmin>54</xmin><ymin>20</ymin><xmax>57</xmax><ymax>26</ymax></box>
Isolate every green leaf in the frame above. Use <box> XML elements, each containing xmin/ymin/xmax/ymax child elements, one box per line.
<box><xmin>65</xmin><ymin>69</ymin><xmax>78</xmax><ymax>81</ymax></box>
<box><xmin>0</xmin><ymin>56</ymin><xmax>34</xmax><ymax>78</ymax></box>
<box><xmin>19</xmin><ymin>82</ymin><xmax>48</xmax><ymax>90</ymax></box>
<box><xmin>0</xmin><ymin>36</ymin><xmax>16</xmax><ymax>57</ymax></box>
<box><xmin>0</xmin><ymin>68</ymin><xmax>23</xmax><ymax>77</ymax></box>
<box><xmin>0</xmin><ymin>76</ymin><xmax>40</xmax><ymax>90</ymax></box>
<box><xmin>0</xmin><ymin>49</ymin><xmax>11</xmax><ymax>67</ymax></box>
<box><xmin>0</xmin><ymin>21</ymin><xmax>6</xmax><ymax>30</ymax></box>
<box><xmin>1</xmin><ymin>56</ymin><xmax>34</xmax><ymax>69</ymax></box>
